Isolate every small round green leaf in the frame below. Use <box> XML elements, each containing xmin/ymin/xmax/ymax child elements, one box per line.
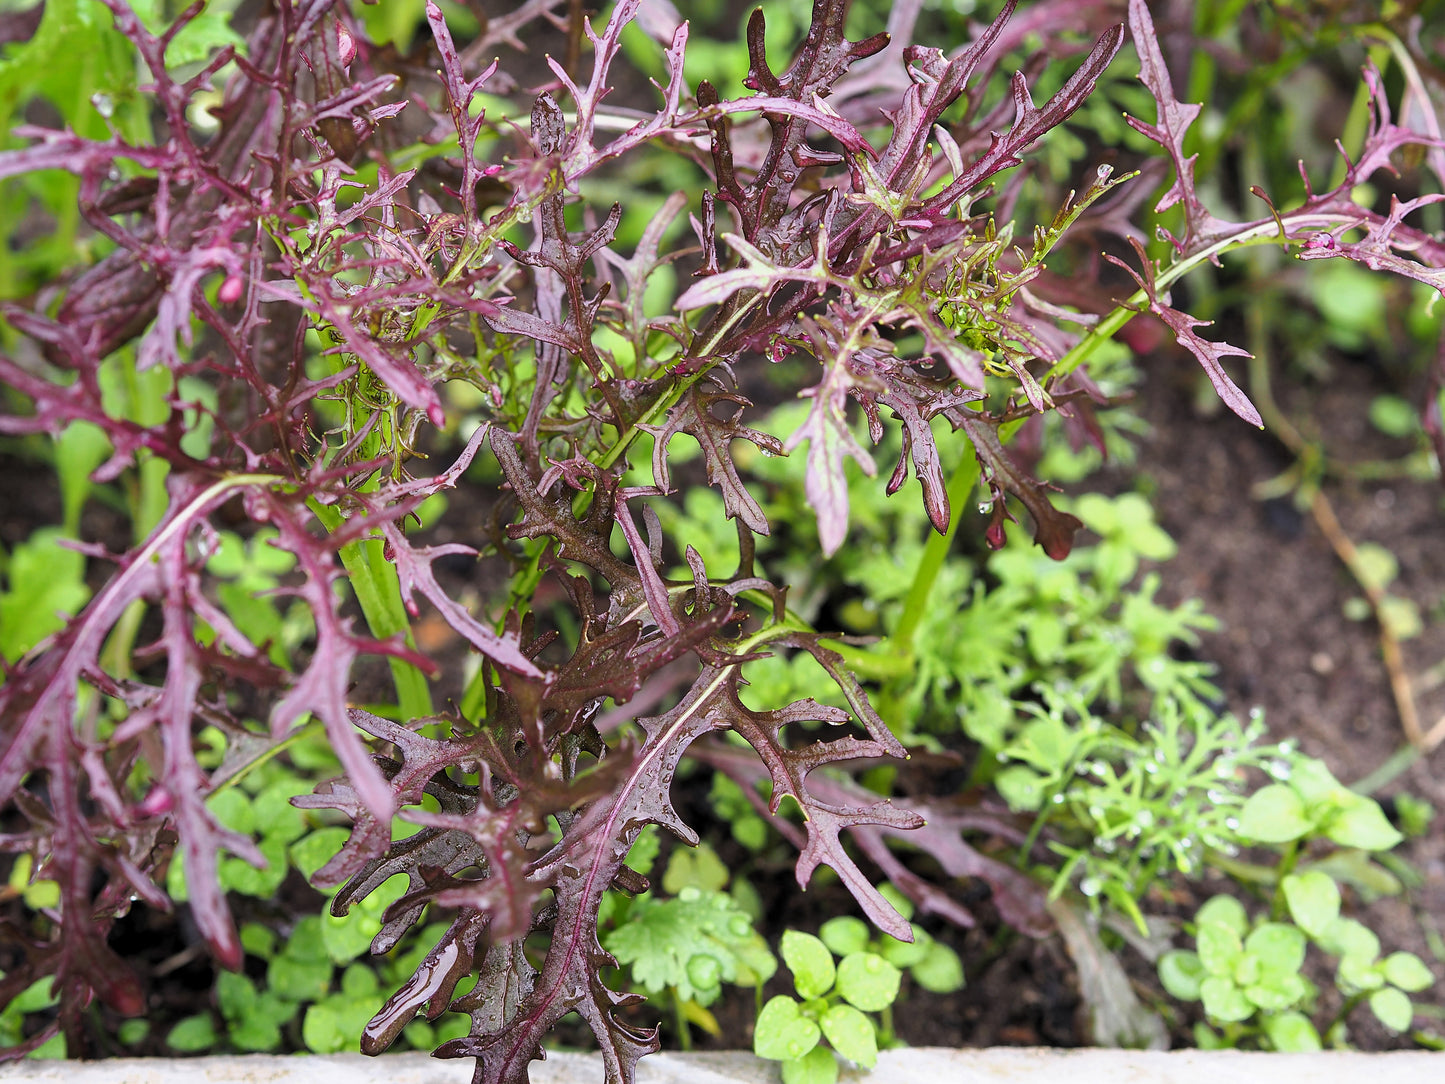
<box><xmin>1245</xmin><ymin>923</ymin><xmax>1307</xmax><ymax>976</ymax></box>
<box><xmin>240</xmin><ymin>922</ymin><xmax>277</xmax><ymax>959</ymax></box>
<box><xmin>206</xmin><ymin>788</ymin><xmax>255</xmax><ymax>836</ymax></box>
<box><xmin>1352</xmin><ymin>542</ymin><xmax>1398</xmax><ymax>592</ymax></box>
<box><xmin>1337</xmin><ymin>952</ymin><xmax>1386</xmax><ymax>993</ymax></box>
<box><xmin>1369</xmin><ymin>987</ymin><xmax>1414</xmax><ymax>1033</ymax></box>
<box><xmin>229</xmin><ymin>1015</ymin><xmax>282</xmax><ymax>1052</ymax></box>
<box><xmin>1323</xmin><ymin>799</ymin><xmax>1404</xmax><ymax>852</ymax></box>
<box><xmin>876</xmin><ymin>882</ymin><xmax>915</xmax><ymax>922</ymax></box>
<box><xmin>820</xmin><ymin>1003</ymin><xmax>878</xmax><ymax>1068</ymax></box>
<box><xmin>835</xmin><ymin>952</ymin><xmax>901</xmax><ymax>1013</ymax></box>
<box><xmin>216</xmin><ymin>971</ymin><xmax>258</xmax><ymax>1022</ymax></box>
<box><xmin>340</xmin><ymin>963</ymin><xmax>379</xmax><ymax>997</ymax></box>
<box><xmin>1381</xmin><ymin>952</ymin><xmax>1434</xmax><ymax>993</ymax></box>
<box><xmin>1281</xmin><ymin>871</ymin><xmax>1340</xmax><ymax>938</ymax></box>
<box><xmin>1244</xmin><ymin>972</ymin><xmax>1308</xmax><ymax>1012</ymax></box>
<box><xmin>754</xmin><ymin>996</ymin><xmax>821</xmax><ymax>1062</ymax></box>
<box><xmin>222</xmin><ymin>834</ymin><xmax>288</xmax><ymax>898</ymax></box>
<box><xmin>1197</xmin><ymin>922</ymin><xmax>1244</xmax><ymax>977</ymax></box>
<box><xmin>1237</xmin><ymin>784</ymin><xmax>1311</xmax><ymax>844</ymax></box>
<box><xmin>1194</xmin><ymin>1022</ymin><xmax>1225</xmax><ymax>1049</ymax></box>
<box><xmin>1200</xmin><ymin>976</ymin><xmax>1253</xmax><ymax>1023</ymax></box>
<box><xmin>663</xmin><ymin>842</ymin><xmax>730</xmax><ymax>894</ymax></box>
<box><xmin>302</xmin><ymin>1003</ymin><xmax>346</xmax><ymax>1054</ymax></box>
<box><xmin>166</xmin><ymin>1014</ymin><xmax>218</xmax><ymax>1052</ymax></box>
<box><xmin>878</xmin><ymin>925</ymin><xmax>930</xmax><ymax>969</ymax></box>
<box><xmin>267</xmin><ymin>954</ymin><xmax>333</xmax><ymax>1004</ymax></box>
<box><xmin>322</xmin><ymin>905</ymin><xmax>383</xmax><ymax>965</ymax></box>
<box><xmin>1262</xmin><ymin>1010</ymin><xmax>1322</xmax><ymax>1052</ymax></box>
<box><xmin>253</xmin><ymin>780</ymin><xmax>309</xmax><ymax>843</ymax></box>
<box><xmin>1318</xmin><ymin>917</ymin><xmax>1380</xmax><ymax>964</ymax></box>
<box><xmin>289</xmin><ymin>826</ymin><xmax>351</xmax><ymax>882</ymax></box>
<box><xmin>1158</xmin><ymin>950</ymin><xmax>1206</xmax><ymax>1001</ymax></box>
<box><xmin>1369</xmin><ymin>395</ymin><xmax>1417</xmax><ymax>439</ymax></box>
<box><xmin>996</xmin><ymin>766</ymin><xmax>1046</xmax><ymax>812</ymax></box>
<box><xmin>1196</xmin><ymin>895</ymin><xmax>1249</xmax><ymax>936</ymax></box>
<box><xmin>781</xmin><ymin>931</ymin><xmax>836</xmax><ymax>1000</ymax></box>
<box><xmin>781</xmin><ymin>1045</ymin><xmax>839</xmax><ymax>1084</ymax></box>
<box><xmin>13</xmin><ymin>978</ymin><xmax>58</xmax><ymax>1014</ymax></box>
<box><xmin>910</xmin><ymin>942</ymin><xmax>965</xmax><ymax>994</ymax></box>
<box><xmin>818</xmin><ymin>917</ymin><xmax>870</xmax><ymax>958</ymax></box>
<box><xmin>1233</xmin><ymin>953</ymin><xmax>1262</xmax><ymax>988</ymax></box>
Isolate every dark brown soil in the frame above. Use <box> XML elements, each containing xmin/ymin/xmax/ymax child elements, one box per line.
<box><xmin>1135</xmin><ymin>347</ymin><xmax>1445</xmax><ymax>1050</ymax></box>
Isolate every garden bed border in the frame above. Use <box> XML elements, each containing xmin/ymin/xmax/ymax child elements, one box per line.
<box><xmin>1</xmin><ymin>1048</ymin><xmax>1440</xmax><ymax>1084</ymax></box>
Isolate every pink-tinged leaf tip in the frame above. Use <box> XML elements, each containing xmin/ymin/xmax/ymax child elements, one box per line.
<box><xmin>337</xmin><ymin>23</ymin><xmax>357</xmax><ymax>68</ymax></box>
<box><xmin>218</xmin><ymin>274</ymin><xmax>243</xmax><ymax>304</ymax></box>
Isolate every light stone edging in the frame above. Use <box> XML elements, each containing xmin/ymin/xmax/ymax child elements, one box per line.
<box><xmin>1</xmin><ymin>1048</ymin><xmax>1441</xmax><ymax>1084</ymax></box>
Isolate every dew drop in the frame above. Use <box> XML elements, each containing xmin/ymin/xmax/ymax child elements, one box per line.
<box><xmin>1080</xmin><ymin>876</ymin><xmax>1101</xmax><ymax>897</ymax></box>
<box><xmin>687</xmin><ymin>955</ymin><xmax>722</xmax><ymax>990</ymax></box>
<box><xmin>91</xmin><ymin>92</ymin><xmax>114</xmax><ymax>119</ymax></box>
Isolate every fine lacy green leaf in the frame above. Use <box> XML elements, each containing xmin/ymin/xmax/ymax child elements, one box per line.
<box><xmin>605</xmin><ymin>887</ymin><xmax>776</xmax><ymax>1005</ymax></box>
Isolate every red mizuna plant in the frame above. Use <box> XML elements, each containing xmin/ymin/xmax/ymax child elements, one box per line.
<box><xmin>1</xmin><ymin>0</ymin><xmax>1441</xmax><ymax>1078</ymax></box>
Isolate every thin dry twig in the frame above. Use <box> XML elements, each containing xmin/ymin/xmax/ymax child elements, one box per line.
<box><xmin>1245</xmin><ymin>302</ymin><xmax>1442</xmax><ymax>754</ymax></box>
<box><xmin>1307</xmin><ymin>489</ymin><xmax>1444</xmax><ymax>752</ymax></box>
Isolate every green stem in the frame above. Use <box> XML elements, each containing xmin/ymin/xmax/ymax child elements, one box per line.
<box><xmin>1204</xmin><ymin>851</ymin><xmax>1280</xmax><ymax>887</ymax></box>
<box><xmin>1325</xmin><ymin>991</ymin><xmax>1368</xmax><ymax>1042</ymax></box>
<box><xmin>892</xmin><ymin>448</ymin><xmax>982</xmax><ymax>651</ymax></box>
<box><xmin>594</xmin><ymin>294</ymin><xmax>768</xmax><ymax>474</ymax></box>
<box><xmin>1349</xmin><ymin>743</ymin><xmax>1422</xmax><ymax>796</ymax></box>
<box><xmin>208</xmin><ymin>717</ymin><xmax>326</xmax><ymax>795</ymax></box>
<box><xmin>1043</xmin><ymin>215</ymin><xmax>1369</xmax><ymax>390</ymax></box>
<box><xmin>309</xmin><ymin>499</ymin><xmax>433</xmax><ymax>720</ymax></box>
<box><xmin>1270</xmin><ymin>840</ymin><xmax>1303</xmax><ymax>920</ymax></box>
<box><xmin>672</xmin><ymin>991</ymin><xmax>693</xmax><ymax>1052</ymax></box>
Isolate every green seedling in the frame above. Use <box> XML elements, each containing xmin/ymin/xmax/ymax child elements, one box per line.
<box><xmin>754</xmin><ymin>930</ymin><xmax>903</xmax><ymax>1084</ymax></box>
<box><xmin>818</xmin><ymin>887</ymin><xmax>964</xmax><ymax>996</ymax></box>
